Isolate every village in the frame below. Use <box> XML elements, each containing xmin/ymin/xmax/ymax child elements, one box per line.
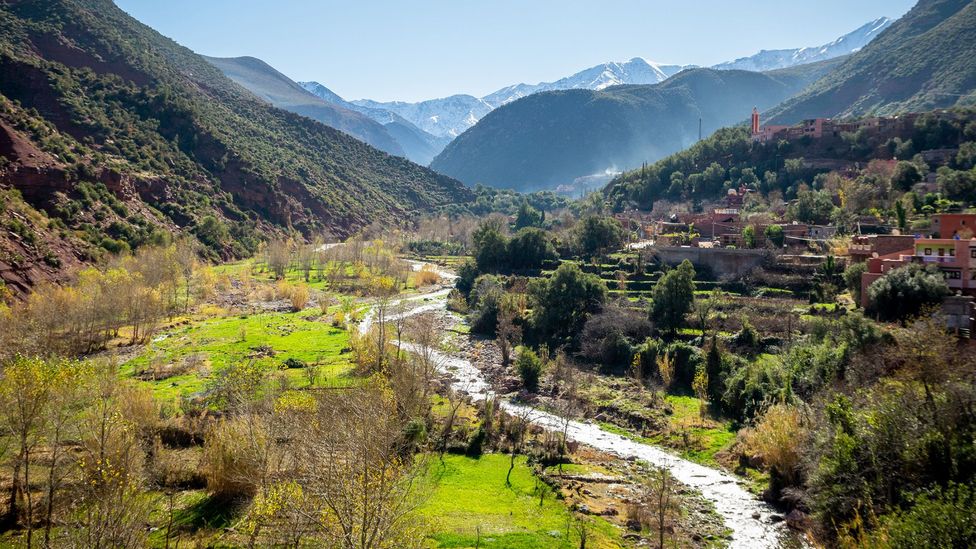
<box><xmin>610</xmin><ymin>109</ymin><xmax>976</xmax><ymax>336</ymax></box>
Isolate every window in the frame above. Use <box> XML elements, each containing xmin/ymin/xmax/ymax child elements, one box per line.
<box><xmin>938</xmin><ymin>248</ymin><xmax>945</xmax><ymax>257</ymax></box>
<box><xmin>925</xmin><ymin>248</ymin><xmax>932</xmax><ymax>255</ymax></box>
<box><xmin>947</xmin><ymin>270</ymin><xmax>961</xmax><ymax>280</ymax></box>
<box><xmin>971</xmin><ymin>249</ymin><xmax>976</xmax><ymax>259</ymax></box>
<box><xmin>950</xmin><ymin>248</ymin><xmax>956</xmax><ymax>257</ymax></box>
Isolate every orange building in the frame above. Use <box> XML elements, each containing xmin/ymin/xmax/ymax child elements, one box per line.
<box><xmin>931</xmin><ymin>214</ymin><xmax>976</xmax><ymax>239</ymax></box>
<box><xmin>861</xmin><ymin>238</ymin><xmax>976</xmax><ymax>308</ymax></box>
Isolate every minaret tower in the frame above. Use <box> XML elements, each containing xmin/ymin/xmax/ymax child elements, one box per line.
<box><xmin>751</xmin><ymin>107</ymin><xmax>760</xmax><ymax>136</ymax></box>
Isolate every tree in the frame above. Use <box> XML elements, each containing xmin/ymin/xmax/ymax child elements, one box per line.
<box><xmin>505</xmin><ymin>407</ymin><xmax>533</xmax><ymax>486</ymax></box>
<box><xmin>516</xmin><ymin>349</ymin><xmax>544</xmax><ymax>392</ymax></box>
<box><xmin>867</xmin><ymin>263</ymin><xmax>949</xmax><ymax>322</ymax></box>
<box><xmin>507</xmin><ymin>228</ymin><xmax>556</xmax><ymax>270</ymax></box>
<box><xmin>741</xmin><ymin>225</ymin><xmax>757</xmax><ymax>248</ymax></box>
<box><xmin>650</xmin><ymin>260</ymin><xmax>696</xmax><ymax>336</ymax></box>
<box><xmin>514</xmin><ymin>200</ymin><xmax>543</xmax><ymax>230</ymax></box>
<box><xmin>632</xmin><ymin>467</ymin><xmax>678</xmax><ymax>549</ymax></box>
<box><xmin>529</xmin><ymin>262</ymin><xmax>607</xmax><ymax>345</ymax></box>
<box><xmin>41</xmin><ymin>359</ymin><xmax>91</xmax><ymax>546</ymax></box>
<box><xmin>455</xmin><ymin>259</ymin><xmax>479</xmax><ymax>296</ymax></box>
<box><xmin>195</xmin><ymin>215</ymin><xmax>229</xmax><ymax>252</ymax></box>
<box><xmin>787</xmin><ymin>189</ymin><xmax>835</xmax><ymax>225</ymax></box>
<box><xmin>693</xmin><ymin>368</ymin><xmax>709</xmax><ymax>417</ymax></box>
<box><xmin>693</xmin><ymin>288</ymin><xmax>721</xmax><ymax>344</ymax></box>
<box><xmin>764</xmin><ymin>224</ymin><xmax>785</xmax><ymax>247</ymax></box>
<box><xmin>892</xmin><ymin>161</ymin><xmax>923</xmax><ymax>191</ymax></box>
<box><xmin>895</xmin><ymin>200</ymin><xmax>908</xmax><ymax>232</ymax></box>
<box><xmin>704</xmin><ymin>335</ymin><xmax>724</xmax><ymax>405</ymax></box>
<box><xmin>496</xmin><ymin>305</ymin><xmax>522</xmax><ymax>368</ymax></box>
<box><xmin>406</xmin><ymin>312</ymin><xmax>442</xmax><ymax>417</ymax></box>
<box><xmin>0</xmin><ymin>357</ymin><xmax>56</xmax><ymax>542</ymax></box>
<box><xmin>843</xmin><ymin>262</ymin><xmax>868</xmax><ymax>306</ymax></box>
<box><xmin>473</xmin><ymin>218</ymin><xmax>509</xmax><ymax>273</ymax></box>
<box><xmin>293</xmin><ymin>380</ymin><xmax>428</xmax><ymax>548</ymax></box>
<box><xmin>575</xmin><ymin>215</ymin><xmax>625</xmax><ymax>257</ymax></box>
<box><xmin>468</xmin><ymin>275</ymin><xmax>505</xmax><ymax>335</ymax></box>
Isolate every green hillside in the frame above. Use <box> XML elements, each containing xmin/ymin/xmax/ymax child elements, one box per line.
<box><xmin>430</xmin><ymin>61</ymin><xmax>841</xmax><ymax>192</ymax></box>
<box><xmin>0</xmin><ymin>0</ymin><xmax>470</xmax><ymax>289</ymax></box>
<box><xmin>203</xmin><ymin>55</ymin><xmax>405</xmax><ymax>157</ymax></box>
<box><xmin>769</xmin><ymin>0</ymin><xmax>976</xmax><ymax>122</ymax></box>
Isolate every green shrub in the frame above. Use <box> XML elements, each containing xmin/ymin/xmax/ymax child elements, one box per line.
<box><xmin>871</xmin><ymin>484</ymin><xmax>976</xmax><ymax>548</ymax></box>
<box><xmin>515</xmin><ymin>348</ymin><xmax>543</xmax><ymax>392</ymax></box>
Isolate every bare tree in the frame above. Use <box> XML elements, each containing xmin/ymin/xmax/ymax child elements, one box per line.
<box><xmin>693</xmin><ymin>289</ymin><xmax>723</xmax><ymax>345</ymax></box>
<box><xmin>42</xmin><ymin>360</ymin><xmax>90</xmax><ymax>546</ymax></box>
<box><xmin>505</xmin><ymin>407</ymin><xmax>533</xmax><ymax>486</ymax></box>
<box><xmin>630</xmin><ymin>466</ymin><xmax>679</xmax><ymax>549</ymax></box>
<box><xmin>496</xmin><ymin>306</ymin><xmax>522</xmax><ymax>368</ymax></box>
<box><xmin>297</xmin><ymin>243</ymin><xmax>317</xmax><ymax>283</ymax></box>
<box><xmin>294</xmin><ymin>382</ymin><xmax>429</xmax><ymax>548</ymax></box>
<box><xmin>406</xmin><ymin>312</ymin><xmax>442</xmax><ymax>413</ymax></box>
<box><xmin>267</xmin><ymin>239</ymin><xmax>292</xmax><ymax>280</ymax></box>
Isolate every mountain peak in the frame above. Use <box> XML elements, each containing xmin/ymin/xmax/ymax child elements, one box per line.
<box><xmin>712</xmin><ymin>16</ymin><xmax>894</xmax><ymax>72</ymax></box>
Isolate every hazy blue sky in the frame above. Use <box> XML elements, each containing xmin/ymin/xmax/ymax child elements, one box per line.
<box><xmin>116</xmin><ymin>0</ymin><xmax>916</xmax><ymax>102</ymax></box>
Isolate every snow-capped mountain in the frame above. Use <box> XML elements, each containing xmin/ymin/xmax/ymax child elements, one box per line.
<box><xmin>300</xmin><ymin>16</ymin><xmax>894</xmax><ymax>149</ymax></box>
<box><xmin>298</xmin><ymin>81</ymin><xmax>450</xmax><ymax>165</ymax></box>
<box><xmin>482</xmin><ymin>58</ymin><xmax>693</xmax><ymax>107</ymax></box>
<box><xmin>712</xmin><ymin>17</ymin><xmax>893</xmax><ymax>72</ymax></box>
<box><xmin>351</xmin><ymin>95</ymin><xmax>493</xmax><ymax>139</ymax></box>
<box><xmin>343</xmin><ymin>58</ymin><xmax>689</xmax><ymax>139</ymax></box>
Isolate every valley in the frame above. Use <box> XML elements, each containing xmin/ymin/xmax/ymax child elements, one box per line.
<box><xmin>2</xmin><ymin>0</ymin><xmax>976</xmax><ymax>547</ymax></box>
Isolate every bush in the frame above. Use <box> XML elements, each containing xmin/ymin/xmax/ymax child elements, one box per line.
<box><xmin>455</xmin><ymin>259</ymin><xmax>478</xmax><ymax>296</ymax></box>
<box><xmin>867</xmin><ymin>484</ymin><xmax>976</xmax><ymax>548</ymax></box>
<box><xmin>843</xmin><ymin>262</ymin><xmax>868</xmax><ymax>306</ymax></box>
<box><xmin>202</xmin><ymin>418</ymin><xmax>268</xmax><ymax>500</ymax></box>
<box><xmin>288</xmin><ymin>284</ymin><xmax>309</xmax><ymax>311</ymax></box>
<box><xmin>733</xmin><ymin>316</ymin><xmax>760</xmax><ymax>352</ymax></box>
<box><xmin>723</xmin><ymin>355</ymin><xmax>793</xmax><ymax>422</ymax></box>
<box><xmin>741</xmin><ymin>404</ymin><xmax>807</xmax><ymax>497</ymax></box>
<box><xmin>468</xmin><ymin>275</ymin><xmax>504</xmax><ymax>335</ymax></box>
<box><xmin>664</xmin><ymin>341</ymin><xmax>702</xmax><ymax>392</ymax></box>
<box><xmin>412</xmin><ymin>265</ymin><xmax>441</xmax><ymax>287</ymax></box>
<box><xmin>580</xmin><ymin>305</ymin><xmax>652</xmax><ymax>370</ymax></box>
<box><xmin>515</xmin><ymin>348</ymin><xmax>544</xmax><ymax>392</ymax></box>
<box><xmin>867</xmin><ymin>263</ymin><xmax>949</xmax><ymax>322</ymax></box>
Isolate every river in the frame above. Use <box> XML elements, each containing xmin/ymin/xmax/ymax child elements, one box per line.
<box><xmin>359</xmin><ymin>261</ymin><xmax>802</xmax><ymax>548</ymax></box>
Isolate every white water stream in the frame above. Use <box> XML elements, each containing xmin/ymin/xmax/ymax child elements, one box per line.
<box><xmin>357</xmin><ymin>261</ymin><xmax>799</xmax><ymax>548</ymax></box>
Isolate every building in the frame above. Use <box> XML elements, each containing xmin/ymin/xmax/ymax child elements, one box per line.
<box><xmin>931</xmin><ymin>214</ymin><xmax>976</xmax><ymax>239</ymax></box>
<box><xmin>848</xmin><ymin>235</ymin><xmax>917</xmax><ymax>263</ymax></box>
<box><xmin>860</xmin><ymin>237</ymin><xmax>976</xmax><ymax>308</ymax></box>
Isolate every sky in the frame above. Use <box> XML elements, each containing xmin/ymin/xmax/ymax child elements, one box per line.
<box><xmin>115</xmin><ymin>0</ymin><xmax>917</xmax><ymax>103</ymax></box>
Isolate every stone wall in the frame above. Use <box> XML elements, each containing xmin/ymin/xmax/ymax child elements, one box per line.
<box><xmin>654</xmin><ymin>247</ymin><xmax>770</xmax><ymax>278</ymax></box>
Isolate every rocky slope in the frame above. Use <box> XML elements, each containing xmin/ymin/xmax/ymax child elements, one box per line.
<box><xmin>0</xmin><ymin>0</ymin><xmax>471</xmax><ymax>295</ymax></box>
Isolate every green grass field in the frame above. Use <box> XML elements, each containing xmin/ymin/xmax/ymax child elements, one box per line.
<box><xmin>122</xmin><ymin>310</ymin><xmax>355</xmax><ymax>403</ymax></box>
<box><xmin>420</xmin><ymin>454</ymin><xmax>622</xmax><ymax>548</ymax></box>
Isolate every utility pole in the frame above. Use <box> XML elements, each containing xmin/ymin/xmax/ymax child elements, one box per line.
<box><xmin>698</xmin><ymin>117</ymin><xmax>702</xmax><ymax>141</ymax></box>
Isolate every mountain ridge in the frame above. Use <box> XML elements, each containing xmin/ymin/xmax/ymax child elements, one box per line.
<box><xmin>318</xmin><ymin>17</ymin><xmax>892</xmax><ymax>143</ymax></box>
<box><xmin>767</xmin><ymin>0</ymin><xmax>976</xmax><ymax>123</ymax></box>
<box><xmin>203</xmin><ymin>55</ymin><xmax>407</xmax><ymax>158</ymax></box>
<box><xmin>429</xmin><ymin>60</ymin><xmax>842</xmax><ymax>192</ymax></box>
<box><xmin>0</xmin><ymin>0</ymin><xmax>471</xmax><ymax>291</ymax></box>
<box><xmin>713</xmin><ymin>17</ymin><xmax>893</xmax><ymax>72</ymax></box>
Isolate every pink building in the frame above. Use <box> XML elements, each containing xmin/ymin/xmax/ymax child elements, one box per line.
<box><xmin>861</xmin><ymin>238</ymin><xmax>976</xmax><ymax>308</ymax></box>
